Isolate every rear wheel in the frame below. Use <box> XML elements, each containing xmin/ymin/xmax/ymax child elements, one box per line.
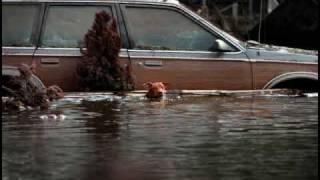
<box><xmin>269</xmin><ymin>78</ymin><xmax>318</xmax><ymax>93</ymax></box>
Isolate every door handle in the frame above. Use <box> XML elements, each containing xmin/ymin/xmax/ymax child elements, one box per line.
<box><xmin>143</xmin><ymin>60</ymin><xmax>163</xmax><ymax>67</ymax></box>
<box><xmin>40</xmin><ymin>58</ymin><xmax>60</xmax><ymax>65</ymax></box>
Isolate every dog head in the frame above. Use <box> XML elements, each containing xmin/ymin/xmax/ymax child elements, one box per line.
<box><xmin>46</xmin><ymin>85</ymin><xmax>64</xmax><ymax>101</ymax></box>
<box><xmin>143</xmin><ymin>82</ymin><xmax>167</xmax><ymax>99</ymax></box>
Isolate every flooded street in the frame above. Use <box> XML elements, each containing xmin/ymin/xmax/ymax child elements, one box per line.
<box><xmin>2</xmin><ymin>94</ymin><xmax>318</xmax><ymax>180</ymax></box>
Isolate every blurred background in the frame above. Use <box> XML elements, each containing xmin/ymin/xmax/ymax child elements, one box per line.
<box><xmin>179</xmin><ymin>0</ymin><xmax>318</xmax><ymax>50</ymax></box>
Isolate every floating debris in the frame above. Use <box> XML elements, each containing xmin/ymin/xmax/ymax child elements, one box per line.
<box><xmin>2</xmin><ymin>63</ymin><xmax>65</xmax><ymax>110</ymax></box>
<box><xmin>39</xmin><ymin>114</ymin><xmax>66</xmax><ymax>121</ymax></box>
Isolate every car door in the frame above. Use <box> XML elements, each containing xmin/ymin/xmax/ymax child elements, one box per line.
<box><xmin>33</xmin><ymin>2</ymin><xmax>130</xmax><ymax>91</ymax></box>
<box><xmin>120</xmin><ymin>3</ymin><xmax>252</xmax><ymax>90</ymax></box>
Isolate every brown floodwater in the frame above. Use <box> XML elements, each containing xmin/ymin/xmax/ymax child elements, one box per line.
<box><xmin>2</xmin><ymin>93</ymin><xmax>318</xmax><ymax>180</ymax></box>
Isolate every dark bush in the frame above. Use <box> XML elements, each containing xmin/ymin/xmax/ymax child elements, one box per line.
<box><xmin>77</xmin><ymin>11</ymin><xmax>134</xmax><ymax>91</ymax></box>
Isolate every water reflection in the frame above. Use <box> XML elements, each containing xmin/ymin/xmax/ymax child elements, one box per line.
<box><xmin>2</xmin><ymin>94</ymin><xmax>318</xmax><ymax>180</ymax></box>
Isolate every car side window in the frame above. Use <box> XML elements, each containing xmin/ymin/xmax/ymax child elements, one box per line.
<box><xmin>124</xmin><ymin>6</ymin><xmax>233</xmax><ymax>51</ymax></box>
<box><xmin>41</xmin><ymin>5</ymin><xmax>112</xmax><ymax>48</ymax></box>
<box><xmin>2</xmin><ymin>4</ymin><xmax>41</xmax><ymax>47</ymax></box>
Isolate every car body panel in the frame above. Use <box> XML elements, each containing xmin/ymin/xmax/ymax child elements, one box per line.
<box><xmin>245</xmin><ymin>47</ymin><xmax>318</xmax><ymax>89</ymax></box>
<box><xmin>129</xmin><ymin>50</ymin><xmax>252</xmax><ymax>90</ymax></box>
<box><xmin>2</xmin><ymin>0</ymin><xmax>318</xmax><ymax>91</ymax></box>
<box><xmin>252</xmin><ymin>61</ymin><xmax>317</xmax><ymax>89</ymax></box>
<box><xmin>2</xmin><ymin>48</ymin><xmax>130</xmax><ymax>91</ymax></box>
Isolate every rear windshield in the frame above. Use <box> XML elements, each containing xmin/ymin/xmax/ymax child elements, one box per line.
<box><xmin>2</xmin><ymin>4</ymin><xmax>41</xmax><ymax>47</ymax></box>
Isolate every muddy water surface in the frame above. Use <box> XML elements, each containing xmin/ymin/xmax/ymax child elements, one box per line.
<box><xmin>2</xmin><ymin>93</ymin><xmax>318</xmax><ymax>180</ymax></box>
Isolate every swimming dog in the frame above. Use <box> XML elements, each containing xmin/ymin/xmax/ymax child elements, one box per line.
<box><xmin>143</xmin><ymin>82</ymin><xmax>167</xmax><ymax>99</ymax></box>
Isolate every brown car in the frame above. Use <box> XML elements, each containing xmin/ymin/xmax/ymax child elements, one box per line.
<box><xmin>2</xmin><ymin>0</ymin><xmax>318</xmax><ymax>92</ymax></box>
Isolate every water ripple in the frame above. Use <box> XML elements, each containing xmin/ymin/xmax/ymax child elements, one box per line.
<box><xmin>2</xmin><ymin>94</ymin><xmax>318</xmax><ymax>180</ymax></box>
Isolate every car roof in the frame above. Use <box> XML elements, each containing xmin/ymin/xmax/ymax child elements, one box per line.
<box><xmin>2</xmin><ymin>0</ymin><xmax>181</xmax><ymax>5</ymax></box>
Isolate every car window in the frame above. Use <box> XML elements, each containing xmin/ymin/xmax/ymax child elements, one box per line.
<box><xmin>2</xmin><ymin>4</ymin><xmax>41</xmax><ymax>47</ymax></box>
<box><xmin>125</xmin><ymin>6</ymin><xmax>233</xmax><ymax>51</ymax></box>
<box><xmin>41</xmin><ymin>5</ymin><xmax>112</xmax><ymax>48</ymax></box>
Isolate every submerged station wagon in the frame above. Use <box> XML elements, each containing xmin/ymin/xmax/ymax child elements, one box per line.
<box><xmin>2</xmin><ymin>0</ymin><xmax>318</xmax><ymax>92</ymax></box>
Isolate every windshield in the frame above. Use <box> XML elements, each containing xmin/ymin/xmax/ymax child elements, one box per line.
<box><xmin>178</xmin><ymin>3</ymin><xmax>245</xmax><ymax>50</ymax></box>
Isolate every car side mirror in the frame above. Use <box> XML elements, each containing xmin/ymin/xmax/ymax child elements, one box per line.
<box><xmin>215</xmin><ymin>39</ymin><xmax>234</xmax><ymax>52</ymax></box>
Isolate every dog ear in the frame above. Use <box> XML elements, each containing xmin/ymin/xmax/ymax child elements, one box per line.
<box><xmin>142</xmin><ymin>82</ymin><xmax>152</xmax><ymax>89</ymax></box>
<box><xmin>162</xmin><ymin>82</ymin><xmax>169</xmax><ymax>88</ymax></box>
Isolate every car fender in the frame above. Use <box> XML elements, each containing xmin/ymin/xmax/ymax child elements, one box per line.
<box><xmin>263</xmin><ymin>71</ymin><xmax>318</xmax><ymax>89</ymax></box>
